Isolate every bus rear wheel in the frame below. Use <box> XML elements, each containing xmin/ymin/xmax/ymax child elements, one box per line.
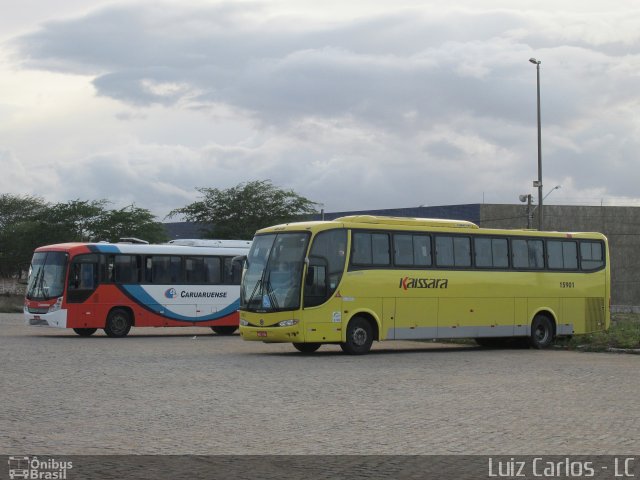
<box><xmin>293</xmin><ymin>342</ymin><xmax>321</xmax><ymax>353</ymax></box>
<box><xmin>104</xmin><ymin>309</ymin><xmax>132</xmax><ymax>338</ymax></box>
<box><xmin>73</xmin><ymin>328</ymin><xmax>97</xmax><ymax>337</ymax></box>
<box><xmin>341</xmin><ymin>317</ymin><xmax>374</xmax><ymax>355</ymax></box>
<box><xmin>530</xmin><ymin>314</ymin><xmax>554</xmax><ymax>349</ymax></box>
<box><xmin>211</xmin><ymin>326</ymin><xmax>237</xmax><ymax>335</ymax></box>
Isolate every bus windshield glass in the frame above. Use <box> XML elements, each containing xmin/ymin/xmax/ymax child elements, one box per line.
<box><xmin>26</xmin><ymin>251</ymin><xmax>67</xmax><ymax>300</ymax></box>
<box><xmin>241</xmin><ymin>232</ymin><xmax>309</xmax><ymax>312</ymax></box>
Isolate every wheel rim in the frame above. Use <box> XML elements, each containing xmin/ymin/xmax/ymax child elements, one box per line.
<box><xmin>111</xmin><ymin>314</ymin><xmax>127</xmax><ymax>334</ymax></box>
<box><xmin>535</xmin><ymin>324</ymin><xmax>549</xmax><ymax>343</ymax></box>
<box><xmin>352</xmin><ymin>326</ymin><xmax>368</xmax><ymax>346</ymax></box>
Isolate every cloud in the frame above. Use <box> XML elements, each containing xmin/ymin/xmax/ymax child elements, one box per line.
<box><xmin>5</xmin><ymin>2</ymin><xmax>640</xmax><ymax>215</ymax></box>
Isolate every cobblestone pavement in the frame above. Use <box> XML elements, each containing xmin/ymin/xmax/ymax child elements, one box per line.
<box><xmin>1</xmin><ymin>313</ymin><xmax>638</xmax><ymax>455</ymax></box>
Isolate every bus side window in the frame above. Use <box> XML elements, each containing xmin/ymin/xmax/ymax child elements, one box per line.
<box><xmin>547</xmin><ymin>240</ymin><xmax>577</xmax><ymax>270</ymax></box>
<box><xmin>351</xmin><ymin>232</ymin><xmax>390</xmax><ymax>266</ymax></box>
<box><xmin>475</xmin><ymin>237</ymin><xmax>508</xmax><ymax>268</ymax></box>
<box><xmin>67</xmin><ymin>254</ymin><xmax>99</xmax><ymax>302</ymax></box>
<box><xmin>146</xmin><ymin>256</ymin><xmax>180</xmax><ymax>284</ymax></box>
<box><xmin>223</xmin><ymin>257</ymin><xmax>241</xmax><ymax>285</ymax></box>
<box><xmin>104</xmin><ymin>255</ymin><xmax>115</xmax><ymax>282</ymax></box>
<box><xmin>580</xmin><ymin>241</ymin><xmax>604</xmax><ymax>270</ymax></box>
<box><xmin>436</xmin><ymin>236</ymin><xmax>470</xmax><ymax>267</ymax></box>
<box><xmin>394</xmin><ymin>234</ymin><xmax>432</xmax><ymax>267</ymax></box>
<box><xmin>68</xmin><ymin>255</ymin><xmax>99</xmax><ymax>290</ymax></box>
<box><xmin>169</xmin><ymin>256</ymin><xmax>181</xmax><ymax>283</ymax></box>
<box><xmin>145</xmin><ymin>257</ymin><xmax>153</xmax><ymax>283</ymax></box>
<box><xmin>205</xmin><ymin>257</ymin><xmax>222</xmax><ymax>284</ymax></box>
<box><xmin>115</xmin><ymin>255</ymin><xmax>139</xmax><ymax>283</ymax></box>
<box><xmin>185</xmin><ymin>257</ymin><xmax>206</xmax><ymax>284</ymax></box>
<box><xmin>512</xmin><ymin>239</ymin><xmax>544</xmax><ymax>269</ymax></box>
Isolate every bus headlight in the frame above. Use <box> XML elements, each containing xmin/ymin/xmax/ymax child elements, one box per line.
<box><xmin>48</xmin><ymin>297</ymin><xmax>63</xmax><ymax>313</ymax></box>
<box><xmin>239</xmin><ymin>318</ymin><xmax>249</xmax><ymax>326</ymax></box>
<box><xmin>278</xmin><ymin>319</ymin><xmax>299</xmax><ymax>327</ymax></box>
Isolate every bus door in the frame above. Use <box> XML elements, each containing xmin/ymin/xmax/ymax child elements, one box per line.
<box><xmin>67</xmin><ymin>253</ymin><xmax>100</xmax><ymax>325</ymax></box>
<box><xmin>301</xmin><ymin>229</ymin><xmax>348</xmax><ymax>343</ymax></box>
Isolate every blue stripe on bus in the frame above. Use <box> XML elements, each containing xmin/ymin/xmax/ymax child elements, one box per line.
<box><xmin>121</xmin><ymin>285</ymin><xmax>239</xmax><ymax>322</ymax></box>
<box><xmin>89</xmin><ymin>244</ymin><xmax>122</xmax><ymax>254</ymax></box>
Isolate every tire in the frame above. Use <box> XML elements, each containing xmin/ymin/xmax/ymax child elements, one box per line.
<box><xmin>73</xmin><ymin>328</ymin><xmax>97</xmax><ymax>337</ymax></box>
<box><xmin>104</xmin><ymin>308</ymin><xmax>132</xmax><ymax>338</ymax></box>
<box><xmin>530</xmin><ymin>314</ymin><xmax>555</xmax><ymax>349</ymax></box>
<box><xmin>211</xmin><ymin>326</ymin><xmax>237</xmax><ymax>335</ymax></box>
<box><xmin>293</xmin><ymin>342</ymin><xmax>321</xmax><ymax>354</ymax></box>
<box><xmin>340</xmin><ymin>316</ymin><xmax>374</xmax><ymax>355</ymax></box>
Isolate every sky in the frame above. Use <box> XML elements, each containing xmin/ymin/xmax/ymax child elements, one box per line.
<box><xmin>1</xmin><ymin>0</ymin><xmax>639</xmax><ymax>219</ymax></box>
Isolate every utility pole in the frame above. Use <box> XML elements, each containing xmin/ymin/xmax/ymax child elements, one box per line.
<box><xmin>530</xmin><ymin>57</ymin><xmax>543</xmax><ymax>230</ymax></box>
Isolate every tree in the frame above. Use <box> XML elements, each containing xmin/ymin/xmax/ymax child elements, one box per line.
<box><xmin>0</xmin><ymin>195</ymin><xmax>167</xmax><ymax>278</ymax></box>
<box><xmin>0</xmin><ymin>194</ymin><xmax>47</xmax><ymax>230</ymax></box>
<box><xmin>44</xmin><ymin>199</ymin><xmax>109</xmax><ymax>241</ymax></box>
<box><xmin>168</xmin><ymin>180</ymin><xmax>319</xmax><ymax>239</ymax></box>
<box><xmin>90</xmin><ymin>204</ymin><xmax>167</xmax><ymax>243</ymax></box>
<box><xmin>0</xmin><ymin>195</ymin><xmax>49</xmax><ymax>278</ymax></box>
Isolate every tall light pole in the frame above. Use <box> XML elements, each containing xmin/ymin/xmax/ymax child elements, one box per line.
<box><xmin>529</xmin><ymin>57</ymin><xmax>543</xmax><ymax>230</ymax></box>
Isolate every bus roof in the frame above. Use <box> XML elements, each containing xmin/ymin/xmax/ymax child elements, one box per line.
<box><xmin>34</xmin><ymin>241</ymin><xmax>251</xmax><ymax>256</ymax></box>
<box><xmin>256</xmin><ymin>215</ymin><xmax>606</xmax><ymax>240</ymax></box>
<box><xmin>166</xmin><ymin>239</ymin><xmax>252</xmax><ymax>248</ymax></box>
<box><xmin>334</xmin><ymin>215</ymin><xmax>479</xmax><ymax>229</ymax></box>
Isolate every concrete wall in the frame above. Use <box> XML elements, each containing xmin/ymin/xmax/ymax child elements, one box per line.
<box><xmin>480</xmin><ymin>204</ymin><xmax>640</xmax><ymax>307</ymax></box>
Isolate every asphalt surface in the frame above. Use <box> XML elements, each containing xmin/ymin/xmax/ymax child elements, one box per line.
<box><xmin>1</xmin><ymin>313</ymin><xmax>638</xmax><ymax>455</ymax></box>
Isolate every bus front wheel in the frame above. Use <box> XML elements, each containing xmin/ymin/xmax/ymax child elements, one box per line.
<box><xmin>211</xmin><ymin>326</ymin><xmax>237</xmax><ymax>335</ymax></box>
<box><xmin>73</xmin><ymin>328</ymin><xmax>97</xmax><ymax>337</ymax></box>
<box><xmin>104</xmin><ymin>309</ymin><xmax>132</xmax><ymax>338</ymax></box>
<box><xmin>293</xmin><ymin>342</ymin><xmax>321</xmax><ymax>354</ymax></box>
<box><xmin>341</xmin><ymin>317</ymin><xmax>374</xmax><ymax>355</ymax></box>
<box><xmin>530</xmin><ymin>315</ymin><xmax>554</xmax><ymax>349</ymax></box>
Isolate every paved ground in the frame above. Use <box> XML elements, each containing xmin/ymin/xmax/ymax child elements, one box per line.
<box><xmin>1</xmin><ymin>313</ymin><xmax>638</xmax><ymax>455</ymax></box>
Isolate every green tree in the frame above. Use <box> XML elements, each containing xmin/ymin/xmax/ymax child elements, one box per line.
<box><xmin>44</xmin><ymin>199</ymin><xmax>109</xmax><ymax>241</ymax></box>
<box><xmin>0</xmin><ymin>194</ymin><xmax>48</xmax><ymax>277</ymax></box>
<box><xmin>168</xmin><ymin>180</ymin><xmax>319</xmax><ymax>239</ymax></box>
<box><xmin>0</xmin><ymin>194</ymin><xmax>47</xmax><ymax>230</ymax></box>
<box><xmin>0</xmin><ymin>195</ymin><xmax>167</xmax><ymax>278</ymax></box>
<box><xmin>90</xmin><ymin>204</ymin><xmax>167</xmax><ymax>243</ymax></box>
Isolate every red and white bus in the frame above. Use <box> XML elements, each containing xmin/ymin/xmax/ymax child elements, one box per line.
<box><xmin>24</xmin><ymin>239</ymin><xmax>251</xmax><ymax>337</ymax></box>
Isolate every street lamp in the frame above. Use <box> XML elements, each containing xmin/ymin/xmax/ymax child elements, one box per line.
<box><xmin>520</xmin><ymin>185</ymin><xmax>560</xmax><ymax>230</ymax></box>
<box><xmin>543</xmin><ymin>185</ymin><xmax>561</xmax><ymax>202</ymax></box>
<box><xmin>529</xmin><ymin>57</ymin><xmax>543</xmax><ymax>230</ymax></box>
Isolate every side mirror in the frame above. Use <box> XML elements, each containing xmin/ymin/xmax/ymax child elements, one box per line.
<box><xmin>232</xmin><ymin>255</ymin><xmax>247</xmax><ymax>266</ymax></box>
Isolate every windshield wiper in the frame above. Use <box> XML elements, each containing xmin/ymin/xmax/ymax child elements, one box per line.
<box><xmin>246</xmin><ymin>278</ymin><xmax>263</xmax><ymax>309</ymax></box>
<box><xmin>264</xmin><ymin>274</ymin><xmax>279</xmax><ymax>311</ymax></box>
<box><xmin>27</xmin><ymin>267</ymin><xmax>44</xmax><ymax>299</ymax></box>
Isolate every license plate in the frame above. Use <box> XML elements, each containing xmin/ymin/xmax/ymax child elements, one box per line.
<box><xmin>257</xmin><ymin>331</ymin><xmax>267</xmax><ymax>337</ymax></box>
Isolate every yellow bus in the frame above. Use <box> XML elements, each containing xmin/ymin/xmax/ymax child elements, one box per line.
<box><xmin>238</xmin><ymin>215</ymin><xmax>610</xmax><ymax>354</ymax></box>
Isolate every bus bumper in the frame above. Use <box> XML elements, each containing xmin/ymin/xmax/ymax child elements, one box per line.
<box><xmin>23</xmin><ymin>308</ymin><xmax>68</xmax><ymax>328</ymax></box>
<box><xmin>239</xmin><ymin>324</ymin><xmax>303</xmax><ymax>343</ymax></box>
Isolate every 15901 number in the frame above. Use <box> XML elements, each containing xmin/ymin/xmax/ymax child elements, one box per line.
<box><xmin>560</xmin><ymin>282</ymin><xmax>575</xmax><ymax>288</ymax></box>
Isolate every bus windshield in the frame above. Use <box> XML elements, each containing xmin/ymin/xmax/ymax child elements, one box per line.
<box><xmin>26</xmin><ymin>251</ymin><xmax>67</xmax><ymax>300</ymax></box>
<box><xmin>241</xmin><ymin>232</ymin><xmax>310</xmax><ymax>312</ymax></box>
